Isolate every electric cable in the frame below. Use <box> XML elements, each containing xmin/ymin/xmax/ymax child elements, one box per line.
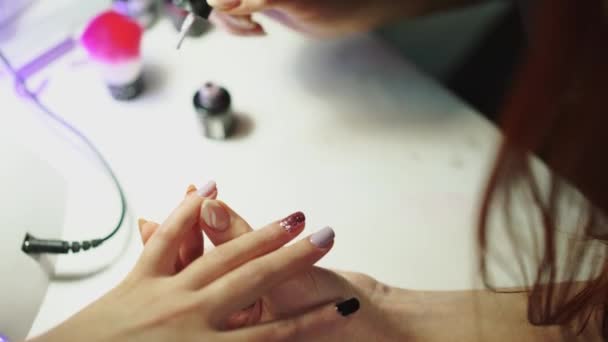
<box><xmin>0</xmin><ymin>49</ymin><xmax>127</xmax><ymax>254</ymax></box>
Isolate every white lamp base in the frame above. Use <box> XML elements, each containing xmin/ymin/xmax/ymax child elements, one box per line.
<box><xmin>0</xmin><ymin>139</ymin><xmax>67</xmax><ymax>341</ymax></box>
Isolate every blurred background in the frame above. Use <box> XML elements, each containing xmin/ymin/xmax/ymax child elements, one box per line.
<box><xmin>1</xmin><ymin>0</ymin><xmax>522</xmax><ymax>117</ymax></box>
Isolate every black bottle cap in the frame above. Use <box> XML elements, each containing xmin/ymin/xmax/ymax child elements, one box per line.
<box><xmin>189</xmin><ymin>0</ymin><xmax>212</xmax><ymax>19</ymax></box>
<box><xmin>108</xmin><ymin>74</ymin><xmax>144</xmax><ymax>101</ymax></box>
<box><xmin>193</xmin><ymin>83</ymin><xmax>231</xmax><ymax>115</ymax></box>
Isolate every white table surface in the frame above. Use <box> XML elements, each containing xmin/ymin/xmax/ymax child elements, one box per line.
<box><xmin>1</xmin><ymin>15</ymin><xmax>500</xmax><ymax>338</ymax></box>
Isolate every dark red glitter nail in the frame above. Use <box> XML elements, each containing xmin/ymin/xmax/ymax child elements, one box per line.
<box><xmin>279</xmin><ymin>212</ymin><xmax>305</xmax><ymax>232</ymax></box>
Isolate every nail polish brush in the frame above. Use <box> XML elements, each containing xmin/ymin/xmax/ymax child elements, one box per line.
<box><xmin>176</xmin><ymin>0</ymin><xmax>213</xmax><ymax>49</ymax></box>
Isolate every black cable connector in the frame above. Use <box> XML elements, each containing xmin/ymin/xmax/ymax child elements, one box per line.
<box><xmin>1</xmin><ymin>50</ymin><xmax>127</xmax><ymax>257</ymax></box>
<box><xmin>22</xmin><ymin>233</ymin><xmax>103</xmax><ymax>254</ymax></box>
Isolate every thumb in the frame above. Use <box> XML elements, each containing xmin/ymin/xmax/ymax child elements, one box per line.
<box><xmin>225</xmin><ymin>298</ymin><xmax>360</xmax><ymax>341</ymax></box>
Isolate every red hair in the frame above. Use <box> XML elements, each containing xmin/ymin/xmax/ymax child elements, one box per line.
<box><xmin>479</xmin><ymin>0</ymin><xmax>608</xmax><ymax>338</ymax></box>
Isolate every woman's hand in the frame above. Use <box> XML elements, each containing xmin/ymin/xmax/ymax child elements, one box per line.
<box><xmin>139</xmin><ymin>184</ymin><xmax>407</xmax><ymax>340</ymax></box>
<box><xmin>30</xmin><ymin>189</ymin><xmax>356</xmax><ymax>342</ymax></box>
<box><xmin>207</xmin><ymin>0</ymin><xmax>480</xmax><ymax>37</ymax></box>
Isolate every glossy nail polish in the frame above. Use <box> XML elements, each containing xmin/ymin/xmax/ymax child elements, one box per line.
<box><xmin>197</xmin><ymin>180</ymin><xmax>217</xmax><ymax>197</ymax></box>
<box><xmin>279</xmin><ymin>212</ymin><xmax>305</xmax><ymax>232</ymax></box>
<box><xmin>310</xmin><ymin>226</ymin><xmax>335</xmax><ymax>248</ymax></box>
<box><xmin>336</xmin><ymin>298</ymin><xmax>360</xmax><ymax>317</ymax></box>
<box><xmin>201</xmin><ymin>200</ymin><xmax>230</xmax><ymax>231</ymax></box>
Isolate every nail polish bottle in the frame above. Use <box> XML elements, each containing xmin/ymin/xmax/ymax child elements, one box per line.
<box><xmin>164</xmin><ymin>0</ymin><xmax>210</xmax><ymax>36</ymax></box>
<box><xmin>193</xmin><ymin>83</ymin><xmax>236</xmax><ymax>140</ymax></box>
<box><xmin>112</xmin><ymin>0</ymin><xmax>160</xmax><ymax>29</ymax></box>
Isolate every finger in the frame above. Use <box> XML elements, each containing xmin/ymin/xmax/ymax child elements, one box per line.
<box><xmin>138</xmin><ymin>182</ymin><xmax>217</xmax><ymax>245</ymax></box>
<box><xmin>186</xmin><ymin>184</ymin><xmax>197</xmax><ymax>195</ymax></box>
<box><xmin>204</xmin><ymin>227</ymin><xmax>335</xmax><ymax>320</ymax></box>
<box><xmin>178</xmin><ymin>225</ymin><xmax>204</xmax><ymax>270</ymax></box>
<box><xmin>138</xmin><ymin>218</ymin><xmax>157</xmax><ymax>245</ymax></box>
<box><xmin>178</xmin><ymin>211</ymin><xmax>306</xmax><ymax>288</ymax></box>
<box><xmin>186</xmin><ymin>184</ymin><xmax>218</xmax><ymax>200</ymax></box>
<box><xmin>177</xmin><ymin>183</ymin><xmax>219</xmax><ymax>270</ymax></box>
<box><xmin>139</xmin><ymin>192</ymin><xmax>210</xmax><ymax>275</ymax></box>
<box><xmin>225</xmin><ymin>298</ymin><xmax>360</xmax><ymax>342</ymax></box>
<box><xmin>137</xmin><ymin>182</ymin><xmax>217</xmax><ymax>272</ymax></box>
<box><xmin>207</xmin><ymin>0</ymin><xmax>275</xmax><ymax>15</ymax></box>
<box><xmin>138</xmin><ymin>218</ymin><xmax>201</xmax><ymax>273</ymax></box>
<box><xmin>199</xmin><ymin>200</ymin><xmax>254</xmax><ymax>246</ymax></box>
<box><xmin>209</xmin><ymin>12</ymin><xmax>266</xmax><ymax>36</ymax></box>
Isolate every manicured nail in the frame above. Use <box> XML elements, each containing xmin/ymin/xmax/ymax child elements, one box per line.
<box><xmin>279</xmin><ymin>212</ymin><xmax>305</xmax><ymax>232</ymax></box>
<box><xmin>138</xmin><ymin>218</ymin><xmax>147</xmax><ymax>231</ymax></box>
<box><xmin>209</xmin><ymin>0</ymin><xmax>241</xmax><ymax>10</ymax></box>
<box><xmin>223</xmin><ymin>14</ymin><xmax>258</xmax><ymax>30</ymax></box>
<box><xmin>197</xmin><ymin>181</ymin><xmax>217</xmax><ymax>197</ymax></box>
<box><xmin>336</xmin><ymin>298</ymin><xmax>360</xmax><ymax>317</ymax></box>
<box><xmin>201</xmin><ymin>200</ymin><xmax>230</xmax><ymax>231</ymax></box>
<box><xmin>310</xmin><ymin>226</ymin><xmax>335</xmax><ymax>248</ymax></box>
<box><xmin>186</xmin><ymin>184</ymin><xmax>197</xmax><ymax>195</ymax></box>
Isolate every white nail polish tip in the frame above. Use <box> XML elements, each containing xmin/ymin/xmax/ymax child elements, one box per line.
<box><xmin>176</xmin><ymin>13</ymin><xmax>196</xmax><ymax>50</ymax></box>
<box><xmin>197</xmin><ymin>180</ymin><xmax>217</xmax><ymax>197</ymax></box>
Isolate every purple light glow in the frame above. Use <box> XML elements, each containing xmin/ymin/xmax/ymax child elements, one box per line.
<box><xmin>15</xmin><ymin>37</ymin><xmax>75</xmax><ymax>80</ymax></box>
<box><xmin>12</xmin><ymin>37</ymin><xmax>75</xmax><ymax>97</ymax></box>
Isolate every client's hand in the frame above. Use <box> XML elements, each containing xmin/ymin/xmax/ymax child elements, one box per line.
<box><xmin>139</xmin><ymin>184</ymin><xmax>404</xmax><ymax>341</ymax></box>
<box><xmin>29</xmin><ymin>189</ymin><xmax>354</xmax><ymax>342</ymax></box>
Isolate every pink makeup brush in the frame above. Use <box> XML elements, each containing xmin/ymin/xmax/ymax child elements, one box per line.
<box><xmin>81</xmin><ymin>10</ymin><xmax>144</xmax><ymax>101</ymax></box>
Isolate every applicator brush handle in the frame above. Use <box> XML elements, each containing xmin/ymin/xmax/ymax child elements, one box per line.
<box><xmin>188</xmin><ymin>0</ymin><xmax>212</xmax><ymax>19</ymax></box>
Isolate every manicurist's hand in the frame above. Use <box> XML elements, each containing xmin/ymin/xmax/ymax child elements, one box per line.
<box><xmin>29</xmin><ymin>188</ymin><xmax>353</xmax><ymax>342</ymax></box>
<box><xmin>207</xmin><ymin>0</ymin><xmax>479</xmax><ymax>37</ymax></box>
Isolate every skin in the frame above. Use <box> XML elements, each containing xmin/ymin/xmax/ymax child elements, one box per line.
<box><xmin>28</xmin><ymin>191</ymin><xmax>355</xmax><ymax>342</ymax></box>
<box><xmin>135</xmin><ymin>185</ymin><xmax>599</xmax><ymax>341</ymax></box>
<box><xmin>200</xmin><ymin>1</ymin><xmax>605</xmax><ymax>339</ymax></box>
<box><xmin>139</xmin><ymin>185</ymin><xmax>396</xmax><ymax>340</ymax></box>
<box><xmin>207</xmin><ymin>0</ymin><xmax>483</xmax><ymax>37</ymax></box>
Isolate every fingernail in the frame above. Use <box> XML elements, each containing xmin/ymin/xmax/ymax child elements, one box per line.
<box><xmin>209</xmin><ymin>0</ymin><xmax>241</xmax><ymax>10</ymax></box>
<box><xmin>201</xmin><ymin>200</ymin><xmax>230</xmax><ymax>231</ymax></box>
<box><xmin>336</xmin><ymin>298</ymin><xmax>360</xmax><ymax>317</ymax></box>
<box><xmin>223</xmin><ymin>15</ymin><xmax>258</xmax><ymax>30</ymax></box>
<box><xmin>138</xmin><ymin>218</ymin><xmax>147</xmax><ymax>231</ymax></box>
<box><xmin>197</xmin><ymin>181</ymin><xmax>217</xmax><ymax>197</ymax></box>
<box><xmin>279</xmin><ymin>211</ymin><xmax>305</xmax><ymax>232</ymax></box>
<box><xmin>309</xmin><ymin>226</ymin><xmax>335</xmax><ymax>248</ymax></box>
<box><xmin>186</xmin><ymin>184</ymin><xmax>197</xmax><ymax>195</ymax></box>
